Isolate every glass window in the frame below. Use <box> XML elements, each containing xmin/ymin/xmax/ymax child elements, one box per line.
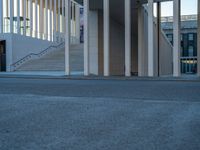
<box><xmin>181</xmin><ymin>34</ymin><xmax>183</xmax><ymax>41</ymax></box>
<box><xmin>188</xmin><ymin>34</ymin><xmax>194</xmax><ymax>41</ymax></box>
<box><xmin>188</xmin><ymin>46</ymin><xmax>194</xmax><ymax>57</ymax></box>
<box><xmin>167</xmin><ymin>34</ymin><xmax>173</xmax><ymax>42</ymax></box>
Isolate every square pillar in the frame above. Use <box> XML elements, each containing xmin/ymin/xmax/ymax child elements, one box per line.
<box><xmin>58</xmin><ymin>0</ymin><xmax>61</xmax><ymax>41</ymax></box>
<box><xmin>71</xmin><ymin>2</ymin><xmax>75</xmax><ymax>43</ymax></box>
<box><xmin>54</xmin><ymin>0</ymin><xmax>57</xmax><ymax>42</ymax></box>
<box><xmin>40</xmin><ymin>0</ymin><xmax>44</xmax><ymax>39</ymax></box>
<box><xmin>45</xmin><ymin>0</ymin><xmax>48</xmax><ymax>40</ymax></box>
<box><xmin>198</xmin><ymin>0</ymin><xmax>200</xmax><ymax>76</ymax></box>
<box><xmin>23</xmin><ymin>0</ymin><xmax>27</xmax><ymax>36</ymax></box>
<box><xmin>138</xmin><ymin>5</ymin><xmax>145</xmax><ymax>77</ymax></box>
<box><xmin>173</xmin><ymin>0</ymin><xmax>181</xmax><ymax>77</ymax></box>
<box><xmin>62</xmin><ymin>0</ymin><xmax>65</xmax><ymax>33</ymax></box>
<box><xmin>148</xmin><ymin>0</ymin><xmax>154</xmax><ymax>77</ymax></box>
<box><xmin>30</xmin><ymin>0</ymin><xmax>33</xmax><ymax>37</ymax></box>
<box><xmin>103</xmin><ymin>0</ymin><xmax>110</xmax><ymax>76</ymax></box>
<box><xmin>84</xmin><ymin>0</ymin><xmax>89</xmax><ymax>76</ymax></box>
<box><xmin>0</xmin><ymin>0</ymin><xmax>3</xmax><ymax>33</ymax></box>
<box><xmin>17</xmin><ymin>0</ymin><xmax>20</xmax><ymax>34</ymax></box>
<box><xmin>35</xmin><ymin>0</ymin><xmax>38</xmax><ymax>38</ymax></box>
<box><xmin>65</xmin><ymin>0</ymin><xmax>71</xmax><ymax>75</ymax></box>
<box><xmin>50</xmin><ymin>0</ymin><xmax>53</xmax><ymax>41</ymax></box>
<box><xmin>125</xmin><ymin>0</ymin><xmax>131</xmax><ymax>77</ymax></box>
<box><xmin>75</xmin><ymin>4</ymin><xmax>80</xmax><ymax>44</ymax></box>
<box><xmin>10</xmin><ymin>0</ymin><xmax>13</xmax><ymax>33</ymax></box>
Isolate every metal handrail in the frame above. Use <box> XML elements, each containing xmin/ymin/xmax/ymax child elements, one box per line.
<box><xmin>11</xmin><ymin>42</ymin><xmax>65</xmax><ymax>70</ymax></box>
<box><xmin>180</xmin><ymin>56</ymin><xmax>197</xmax><ymax>59</ymax></box>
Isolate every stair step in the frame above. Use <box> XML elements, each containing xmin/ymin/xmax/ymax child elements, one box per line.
<box><xmin>17</xmin><ymin>44</ymin><xmax>84</xmax><ymax>71</ymax></box>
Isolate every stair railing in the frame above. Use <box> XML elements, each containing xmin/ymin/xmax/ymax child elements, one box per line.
<box><xmin>11</xmin><ymin>42</ymin><xmax>65</xmax><ymax>71</ymax></box>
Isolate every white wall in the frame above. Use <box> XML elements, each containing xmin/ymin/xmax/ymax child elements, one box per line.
<box><xmin>138</xmin><ymin>6</ymin><xmax>173</xmax><ymax>77</ymax></box>
<box><xmin>159</xmin><ymin>31</ymin><xmax>173</xmax><ymax>75</ymax></box>
<box><xmin>110</xmin><ymin>17</ymin><xmax>125</xmax><ymax>75</ymax></box>
<box><xmin>0</xmin><ymin>33</ymin><xmax>53</xmax><ymax>71</ymax></box>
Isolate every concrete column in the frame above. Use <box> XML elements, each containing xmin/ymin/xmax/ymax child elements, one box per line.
<box><xmin>0</xmin><ymin>0</ymin><xmax>3</xmax><ymax>33</ymax></box>
<box><xmin>23</xmin><ymin>0</ymin><xmax>27</xmax><ymax>35</ymax></box>
<box><xmin>45</xmin><ymin>0</ymin><xmax>48</xmax><ymax>40</ymax></box>
<box><xmin>17</xmin><ymin>0</ymin><xmax>20</xmax><ymax>34</ymax></box>
<box><xmin>40</xmin><ymin>0</ymin><xmax>43</xmax><ymax>39</ymax></box>
<box><xmin>71</xmin><ymin>2</ymin><xmax>74</xmax><ymax>43</ymax></box>
<box><xmin>30</xmin><ymin>0</ymin><xmax>33</xmax><ymax>37</ymax></box>
<box><xmin>72</xmin><ymin>2</ymin><xmax>74</xmax><ymax>33</ymax></box>
<box><xmin>50</xmin><ymin>0</ymin><xmax>53</xmax><ymax>41</ymax></box>
<box><xmin>65</xmin><ymin>0</ymin><xmax>71</xmax><ymax>75</ymax></box>
<box><xmin>10</xmin><ymin>0</ymin><xmax>13</xmax><ymax>33</ymax></box>
<box><xmin>54</xmin><ymin>0</ymin><xmax>57</xmax><ymax>42</ymax></box>
<box><xmin>62</xmin><ymin>0</ymin><xmax>65</xmax><ymax>33</ymax></box>
<box><xmin>58</xmin><ymin>0</ymin><xmax>60</xmax><ymax>41</ymax></box>
<box><xmin>138</xmin><ymin>5</ymin><xmax>145</xmax><ymax>76</ymax></box>
<box><xmin>35</xmin><ymin>0</ymin><xmax>38</xmax><ymax>38</ymax></box>
<box><xmin>103</xmin><ymin>0</ymin><xmax>110</xmax><ymax>76</ymax></box>
<box><xmin>148</xmin><ymin>0</ymin><xmax>154</xmax><ymax>77</ymax></box>
<box><xmin>125</xmin><ymin>0</ymin><xmax>131</xmax><ymax>77</ymax></box>
<box><xmin>84</xmin><ymin>0</ymin><xmax>89</xmax><ymax>76</ymax></box>
<box><xmin>75</xmin><ymin>4</ymin><xmax>80</xmax><ymax>44</ymax></box>
<box><xmin>173</xmin><ymin>0</ymin><xmax>181</xmax><ymax>77</ymax></box>
<box><xmin>197</xmin><ymin>0</ymin><xmax>200</xmax><ymax>76</ymax></box>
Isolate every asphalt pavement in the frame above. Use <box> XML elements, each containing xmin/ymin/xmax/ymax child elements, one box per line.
<box><xmin>0</xmin><ymin>77</ymin><xmax>200</xmax><ymax>150</ymax></box>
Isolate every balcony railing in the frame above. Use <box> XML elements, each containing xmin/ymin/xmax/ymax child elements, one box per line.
<box><xmin>181</xmin><ymin>56</ymin><xmax>197</xmax><ymax>74</ymax></box>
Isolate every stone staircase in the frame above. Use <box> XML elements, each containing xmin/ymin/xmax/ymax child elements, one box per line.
<box><xmin>17</xmin><ymin>44</ymin><xmax>83</xmax><ymax>72</ymax></box>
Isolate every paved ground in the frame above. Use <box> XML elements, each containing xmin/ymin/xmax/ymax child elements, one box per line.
<box><xmin>0</xmin><ymin>77</ymin><xmax>200</xmax><ymax>150</ymax></box>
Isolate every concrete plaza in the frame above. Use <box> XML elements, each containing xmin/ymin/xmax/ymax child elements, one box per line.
<box><xmin>0</xmin><ymin>77</ymin><xmax>200</xmax><ymax>150</ymax></box>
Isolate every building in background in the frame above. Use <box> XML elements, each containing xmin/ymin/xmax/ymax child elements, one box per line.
<box><xmin>162</xmin><ymin>15</ymin><xmax>197</xmax><ymax>74</ymax></box>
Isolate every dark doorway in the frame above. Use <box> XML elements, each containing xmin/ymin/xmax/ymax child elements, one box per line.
<box><xmin>0</xmin><ymin>40</ymin><xmax>6</xmax><ymax>72</ymax></box>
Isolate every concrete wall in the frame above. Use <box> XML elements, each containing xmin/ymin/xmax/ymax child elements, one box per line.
<box><xmin>0</xmin><ymin>33</ymin><xmax>53</xmax><ymax>71</ymax></box>
<box><xmin>97</xmin><ymin>9</ymin><xmax>139</xmax><ymax>76</ymax></box>
<box><xmin>110</xmin><ymin>17</ymin><xmax>125</xmax><ymax>75</ymax></box>
<box><xmin>98</xmin><ymin>11</ymin><xmax>131</xmax><ymax>76</ymax></box>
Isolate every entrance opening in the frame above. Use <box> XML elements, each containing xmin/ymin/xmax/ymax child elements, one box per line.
<box><xmin>0</xmin><ymin>40</ymin><xmax>6</xmax><ymax>72</ymax></box>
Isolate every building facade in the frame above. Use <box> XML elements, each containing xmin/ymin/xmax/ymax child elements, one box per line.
<box><xmin>162</xmin><ymin>15</ymin><xmax>198</xmax><ymax>74</ymax></box>
<box><xmin>0</xmin><ymin>0</ymin><xmax>200</xmax><ymax>77</ymax></box>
